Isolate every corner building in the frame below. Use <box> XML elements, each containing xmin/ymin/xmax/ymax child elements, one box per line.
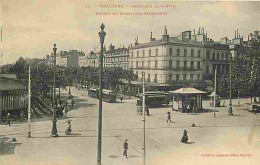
<box><xmin>129</xmin><ymin>27</ymin><xmax>231</xmax><ymax>91</ymax></box>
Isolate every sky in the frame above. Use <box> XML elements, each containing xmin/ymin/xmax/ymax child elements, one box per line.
<box><xmin>1</xmin><ymin>0</ymin><xmax>259</xmax><ymax>64</ymax></box>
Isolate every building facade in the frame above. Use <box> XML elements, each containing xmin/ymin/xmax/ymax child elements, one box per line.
<box><xmin>46</xmin><ymin>50</ymin><xmax>85</xmax><ymax>67</ymax></box>
<box><xmin>104</xmin><ymin>44</ymin><xmax>129</xmax><ymax>70</ymax></box>
<box><xmin>86</xmin><ymin>51</ymin><xmax>99</xmax><ymax>67</ymax></box>
<box><xmin>129</xmin><ymin>27</ymin><xmax>232</xmax><ymax>90</ymax></box>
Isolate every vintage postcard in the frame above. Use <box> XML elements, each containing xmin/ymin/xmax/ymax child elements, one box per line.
<box><xmin>1</xmin><ymin>0</ymin><xmax>260</xmax><ymax>165</ymax></box>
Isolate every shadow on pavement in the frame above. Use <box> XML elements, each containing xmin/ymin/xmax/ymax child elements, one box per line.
<box><xmin>108</xmin><ymin>155</ymin><xmax>119</xmax><ymax>158</ymax></box>
<box><xmin>0</xmin><ymin>137</ymin><xmax>21</xmax><ymax>155</ymax></box>
<box><xmin>128</xmin><ymin>155</ymin><xmax>140</xmax><ymax>158</ymax></box>
<box><xmin>186</xmin><ymin>142</ymin><xmax>195</xmax><ymax>144</ymax></box>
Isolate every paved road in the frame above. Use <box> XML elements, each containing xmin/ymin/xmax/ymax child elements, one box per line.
<box><xmin>1</xmin><ymin>87</ymin><xmax>260</xmax><ymax>165</ymax></box>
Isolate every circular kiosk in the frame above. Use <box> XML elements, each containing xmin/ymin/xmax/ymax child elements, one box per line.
<box><xmin>170</xmin><ymin>87</ymin><xmax>206</xmax><ymax>113</ymax></box>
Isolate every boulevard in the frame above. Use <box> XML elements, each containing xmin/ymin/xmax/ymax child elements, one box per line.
<box><xmin>1</xmin><ymin>87</ymin><xmax>260</xmax><ymax>165</ymax></box>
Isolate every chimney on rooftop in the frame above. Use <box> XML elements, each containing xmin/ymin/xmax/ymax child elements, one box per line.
<box><xmin>162</xmin><ymin>26</ymin><xmax>169</xmax><ymax>43</ymax></box>
<box><xmin>150</xmin><ymin>31</ymin><xmax>156</xmax><ymax>41</ymax></box>
<box><xmin>109</xmin><ymin>44</ymin><xmax>115</xmax><ymax>51</ymax></box>
<box><xmin>135</xmin><ymin>35</ymin><xmax>139</xmax><ymax>46</ymax></box>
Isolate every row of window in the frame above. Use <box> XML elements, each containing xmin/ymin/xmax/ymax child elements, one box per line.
<box><xmin>137</xmin><ymin>72</ymin><xmax>201</xmax><ymax>81</ymax></box>
<box><xmin>205</xmin><ymin>64</ymin><xmax>229</xmax><ymax>74</ymax></box>
<box><xmin>131</xmin><ymin>61</ymin><xmax>201</xmax><ymax>69</ymax></box>
<box><xmin>105</xmin><ymin>57</ymin><xmax>128</xmax><ymax>62</ymax></box>
<box><xmin>206</xmin><ymin>51</ymin><xmax>229</xmax><ymax>60</ymax></box>
<box><xmin>105</xmin><ymin>51</ymin><xmax>128</xmax><ymax>56</ymax></box>
<box><xmin>132</xmin><ymin>48</ymin><xmax>202</xmax><ymax>58</ymax></box>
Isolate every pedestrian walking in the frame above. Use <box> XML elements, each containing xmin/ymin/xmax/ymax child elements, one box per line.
<box><xmin>20</xmin><ymin>111</ymin><xmax>24</xmax><ymax>122</ymax></box>
<box><xmin>65</xmin><ymin>121</ymin><xmax>72</xmax><ymax>135</ymax></box>
<box><xmin>167</xmin><ymin>111</ymin><xmax>172</xmax><ymax>123</ymax></box>
<box><xmin>146</xmin><ymin>107</ymin><xmax>150</xmax><ymax>116</ymax></box>
<box><xmin>6</xmin><ymin>113</ymin><xmax>11</xmax><ymax>126</ymax></box>
<box><xmin>123</xmin><ymin>139</ymin><xmax>128</xmax><ymax>158</ymax></box>
<box><xmin>71</xmin><ymin>100</ymin><xmax>75</xmax><ymax>108</ymax></box>
<box><xmin>120</xmin><ymin>96</ymin><xmax>123</xmax><ymax>103</ymax></box>
<box><xmin>181</xmin><ymin>130</ymin><xmax>189</xmax><ymax>143</ymax></box>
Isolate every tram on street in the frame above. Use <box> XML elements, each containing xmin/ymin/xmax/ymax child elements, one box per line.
<box><xmin>136</xmin><ymin>91</ymin><xmax>170</xmax><ymax>108</ymax></box>
<box><xmin>88</xmin><ymin>87</ymin><xmax>116</xmax><ymax>103</ymax></box>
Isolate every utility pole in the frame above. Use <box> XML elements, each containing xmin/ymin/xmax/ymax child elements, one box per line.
<box><xmin>0</xmin><ymin>28</ymin><xmax>2</xmax><ymax>123</ymax></box>
<box><xmin>97</xmin><ymin>23</ymin><xmax>106</xmax><ymax>165</ymax></box>
<box><xmin>28</xmin><ymin>66</ymin><xmax>31</xmax><ymax>138</ymax></box>
<box><xmin>214</xmin><ymin>67</ymin><xmax>216</xmax><ymax>118</ymax></box>
<box><xmin>51</xmin><ymin>44</ymin><xmax>58</xmax><ymax>137</ymax></box>
<box><xmin>142</xmin><ymin>71</ymin><xmax>146</xmax><ymax>165</ymax></box>
<box><xmin>228</xmin><ymin>55</ymin><xmax>233</xmax><ymax>115</ymax></box>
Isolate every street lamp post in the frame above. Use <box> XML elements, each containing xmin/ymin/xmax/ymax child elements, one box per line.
<box><xmin>214</xmin><ymin>67</ymin><xmax>217</xmax><ymax>118</ymax></box>
<box><xmin>28</xmin><ymin>66</ymin><xmax>31</xmax><ymax>138</ymax></box>
<box><xmin>97</xmin><ymin>23</ymin><xmax>106</xmax><ymax>165</ymax></box>
<box><xmin>142</xmin><ymin>71</ymin><xmax>146</xmax><ymax>165</ymax></box>
<box><xmin>51</xmin><ymin>43</ymin><xmax>59</xmax><ymax>137</ymax></box>
<box><xmin>228</xmin><ymin>55</ymin><xmax>233</xmax><ymax>115</ymax></box>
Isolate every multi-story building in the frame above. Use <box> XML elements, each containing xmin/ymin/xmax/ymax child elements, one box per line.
<box><xmin>129</xmin><ymin>27</ymin><xmax>231</xmax><ymax>90</ymax></box>
<box><xmin>86</xmin><ymin>51</ymin><xmax>99</xmax><ymax>67</ymax></box>
<box><xmin>104</xmin><ymin>44</ymin><xmax>129</xmax><ymax>70</ymax></box>
<box><xmin>46</xmin><ymin>50</ymin><xmax>85</xmax><ymax>67</ymax></box>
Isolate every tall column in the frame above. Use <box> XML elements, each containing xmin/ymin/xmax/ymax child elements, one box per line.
<box><xmin>51</xmin><ymin>44</ymin><xmax>58</xmax><ymax>137</ymax></box>
<box><xmin>97</xmin><ymin>23</ymin><xmax>106</xmax><ymax>165</ymax></box>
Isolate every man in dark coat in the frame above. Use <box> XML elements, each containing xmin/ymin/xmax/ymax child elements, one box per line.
<box><xmin>181</xmin><ymin>130</ymin><xmax>189</xmax><ymax>143</ymax></box>
<box><xmin>123</xmin><ymin>139</ymin><xmax>128</xmax><ymax>158</ymax></box>
<box><xmin>146</xmin><ymin>107</ymin><xmax>150</xmax><ymax>116</ymax></box>
<box><xmin>167</xmin><ymin>111</ymin><xmax>172</xmax><ymax>123</ymax></box>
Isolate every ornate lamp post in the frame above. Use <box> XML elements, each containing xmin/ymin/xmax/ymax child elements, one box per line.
<box><xmin>97</xmin><ymin>23</ymin><xmax>106</xmax><ymax>165</ymax></box>
<box><xmin>51</xmin><ymin>43</ymin><xmax>59</xmax><ymax>137</ymax></box>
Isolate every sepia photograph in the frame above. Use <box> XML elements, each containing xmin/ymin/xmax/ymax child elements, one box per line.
<box><xmin>0</xmin><ymin>0</ymin><xmax>260</xmax><ymax>165</ymax></box>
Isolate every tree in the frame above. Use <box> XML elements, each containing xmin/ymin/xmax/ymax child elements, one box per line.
<box><xmin>233</xmin><ymin>31</ymin><xmax>260</xmax><ymax>102</ymax></box>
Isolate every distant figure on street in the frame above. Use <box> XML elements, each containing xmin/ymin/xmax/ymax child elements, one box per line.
<box><xmin>71</xmin><ymin>100</ymin><xmax>75</xmax><ymax>108</ymax></box>
<box><xmin>123</xmin><ymin>139</ymin><xmax>128</xmax><ymax>158</ymax></box>
<box><xmin>20</xmin><ymin>111</ymin><xmax>24</xmax><ymax>122</ymax></box>
<box><xmin>167</xmin><ymin>111</ymin><xmax>172</xmax><ymax>123</ymax></box>
<box><xmin>6</xmin><ymin>113</ymin><xmax>11</xmax><ymax>126</ymax></box>
<box><xmin>146</xmin><ymin>107</ymin><xmax>150</xmax><ymax>116</ymax></box>
<box><xmin>181</xmin><ymin>130</ymin><xmax>189</xmax><ymax>143</ymax></box>
<box><xmin>65</xmin><ymin>121</ymin><xmax>72</xmax><ymax>135</ymax></box>
<box><xmin>120</xmin><ymin>96</ymin><xmax>123</xmax><ymax>103</ymax></box>
<box><xmin>187</xmin><ymin>105</ymin><xmax>190</xmax><ymax>114</ymax></box>
<box><xmin>254</xmin><ymin>97</ymin><xmax>257</xmax><ymax>103</ymax></box>
<box><xmin>62</xmin><ymin>105</ymin><xmax>68</xmax><ymax>117</ymax></box>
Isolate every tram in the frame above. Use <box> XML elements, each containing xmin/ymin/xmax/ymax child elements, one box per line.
<box><xmin>88</xmin><ymin>87</ymin><xmax>116</xmax><ymax>103</ymax></box>
<box><xmin>136</xmin><ymin>91</ymin><xmax>170</xmax><ymax>107</ymax></box>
